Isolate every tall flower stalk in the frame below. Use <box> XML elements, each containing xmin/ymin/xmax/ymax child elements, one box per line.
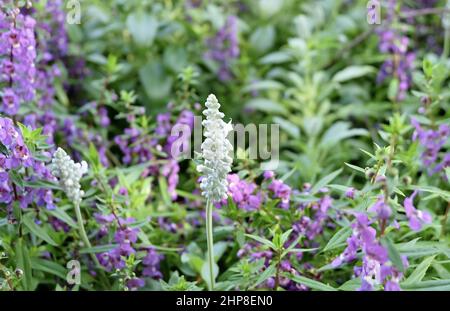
<box><xmin>49</xmin><ymin>148</ymin><xmax>96</xmax><ymax>261</ymax></box>
<box><xmin>197</xmin><ymin>94</ymin><xmax>233</xmax><ymax>290</ymax></box>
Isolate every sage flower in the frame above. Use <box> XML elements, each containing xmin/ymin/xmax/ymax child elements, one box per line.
<box><xmin>197</xmin><ymin>94</ymin><xmax>233</xmax><ymax>203</ymax></box>
<box><xmin>50</xmin><ymin>147</ymin><xmax>88</xmax><ymax>205</ymax></box>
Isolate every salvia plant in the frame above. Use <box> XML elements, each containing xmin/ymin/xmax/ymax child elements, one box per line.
<box><xmin>0</xmin><ymin>0</ymin><xmax>448</xmax><ymax>292</ymax></box>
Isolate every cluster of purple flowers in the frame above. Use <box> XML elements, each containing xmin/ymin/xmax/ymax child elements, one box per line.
<box><xmin>237</xmin><ymin>243</ymin><xmax>308</xmax><ymax>290</ymax></box>
<box><xmin>204</xmin><ymin>16</ymin><xmax>239</xmax><ymax>81</ymax></box>
<box><xmin>376</xmin><ymin>1</ymin><xmax>415</xmax><ymax>101</ymax></box>
<box><xmin>0</xmin><ymin>8</ymin><xmax>36</xmax><ymax>115</ymax></box>
<box><xmin>0</xmin><ymin>117</ymin><xmax>55</xmax><ymax>211</ymax></box>
<box><xmin>265</xmin><ymin>171</ymin><xmax>292</xmax><ymax>209</ymax></box>
<box><xmin>236</xmin><ymin>181</ymin><xmax>334</xmax><ymax>290</ymax></box>
<box><xmin>115</xmin><ymin>108</ymin><xmax>194</xmax><ymax>200</ymax></box>
<box><xmin>223</xmin><ymin>174</ymin><xmax>262</xmax><ymax>211</ymax></box>
<box><xmin>32</xmin><ymin>0</ymin><xmax>66</xmax><ymax>109</ymax></box>
<box><xmin>41</xmin><ymin>0</ymin><xmax>68</xmax><ymax>58</ymax></box>
<box><xmin>293</xmin><ymin>189</ymin><xmax>333</xmax><ymax>243</ymax></box>
<box><xmin>332</xmin><ymin>214</ymin><xmax>407</xmax><ymax>291</ymax></box>
<box><xmin>216</xmin><ymin>171</ymin><xmax>292</xmax><ymax>212</ymax></box>
<box><xmin>95</xmin><ymin>212</ymin><xmax>164</xmax><ymax>289</ymax></box>
<box><xmin>411</xmin><ymin>118</ymin><xmax>450</xmax><ymax>176</ymax></box>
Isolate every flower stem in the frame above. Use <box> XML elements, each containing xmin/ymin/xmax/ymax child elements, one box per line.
<box><xmin>74</xmin><ymin>202</ymin><xmax>100</xmax><ymax>267</ymax></box>
<box><xmin>442</xmin><ymin>1</ymin><xmax>450</xmax><ymax>59</ymax></box>
<box><xmin>206</xmin><ymin>200</ymin><xmax>215</xmax><ymax>290</ymax></box>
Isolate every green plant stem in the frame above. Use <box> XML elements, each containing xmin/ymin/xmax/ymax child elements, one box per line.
<box><xmin>440</xmin><ymin>202</ymin><xmax>450</xmax><ymax>239</ymax></box>
<box><xmin>73</xmin><ymin>203</ymin><xmax>111</xmax><ymax>289</ymax></box>
<box><xmin>443</xmin><ymin>27</ymin><xmax>450</xmax><ymax>60</ymax></box>
<box><xmin>442</xmin><ymin>2</ymin><xmax>450</xmax><ymax>59</ymax></box>
<box><xmin>206</xmin><ymin>200</ymin><xmax>215</xmax><ymax>290</ymax></box>
<box><xmin>74</xmin><ymin>203</ymin><xmax>101</xmax><ymax>268</ymax></box>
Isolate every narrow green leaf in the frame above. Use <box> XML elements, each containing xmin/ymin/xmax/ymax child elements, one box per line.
<box><xmin>79</xmin><ymin>244</ymin><xmax>118</xmax><ymax>254</ymax></box>
<box><xmin>332</xmin><ymin>66</ymin><xmax>375</xmax><ymax>83</ymax></box>
<box><xmin>245</xmin><ymin>234</ymin><xmax>276</xmax><ymax>249</ymax></box>
<box><xmin>23</xmin><ymin>214</ymin><xmax>58</xmax><ymax>246</ymax></box>
<box><xmin>310</xmin><ymin>169</ymin><xmax>343</xmax><ymax>194</ymax></box>
<box><xmin>403</xmin><ymin>255</ymin><xmax>435</xmax><ymax>285</ymax></box>
<box><xmin>253</xmin><ymin>264</ymin><xmax>276</xmax><ymax>288</ymax></box>
<box><xmin>47</xmin><ymin>209</ymin><xmax>78</xmax><ymax>229</ymax></box>
<box><xmin>283</xmin><ymin>273</ymin><xmax>337</xmax><ymax>291</ymax></box>
<box><xmin>15</xmin><ymin>238</ymin><xmax>33</xmax><ymax>290</ymax></box>
<box><xmin>31</xmin><ymin>259</ymin><xmax>67</xmax><ymax>280</ymax></box>
<box><xmin>381</xmin><ymin>237</ymin><xmax>404</xmax><ymax>273</ymax></box>
<box><xmin>401</xmin><ymin>279</ymin><xmax>450</xmax><ymax>291</ymax></box>
<box><xmin>323</xmin><ymin>226</ymin><xmax>352</xmax><ymax>252</ymax></box>
<box><xmin>158</xmin><ymin>176</ymin><xmax>172</xmax><ymax>206</ymax></box>
<box><xmin>345</xmin><ymin>162</ymin><xmax>365</xmax><ymax>174</ymax></box>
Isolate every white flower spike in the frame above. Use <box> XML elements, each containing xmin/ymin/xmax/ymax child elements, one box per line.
<box><xmin>197</xmin><ymin>94</ymin><xmax>233</xmax><ymax>203</ymax></box>
<box><xmin>50</xmin><ymin>147</ymin><xmax>88</xmax><ymax>205</ymax></box>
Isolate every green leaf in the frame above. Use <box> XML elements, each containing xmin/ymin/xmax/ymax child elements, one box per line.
<box><xmin>345</xmin><ymin>162</ymin><xmax>366</xmax><ymax>174</ymax></box>
<box><xmin>323</xmin><ymin>226</ymin><xmax>352</xmax><ymax>252</ymax></box>
<box><xmin>409</xmin><ymin>185</ymin><xmax>450</xmax><ymax>200</ymax></box>
<box><xmin>388</xmin><ymin>78</ymin><xmax>399</xmax><ymax>101</ymax></box>
<box><xmin>259</xmin><ymin>51</ymin><xmax>292</xmax><ymax>64</ymax></box>
<box><xmin>47</xmin><ymin>208</ymin><xmax>78</xmax><ymax>229</ymax></box>
<box><xmin>0</xmin><ymin>142</ymin><xmax>9</xmax><ymax>155</ymax></box>
<box><xmin>403</xmin><ymin>255</ymin><xmax>435</xmax><ymax>285</ymax></box>
<box><xmin>31</xmin><ymin>259</ymin><xmax>67</xmax><ymax>280</ymax></box>
<box><xmin>15</xmin><ymin>238</ymin><xmax>33</xmax><ymax>290</ymax></box>
<box><xmin>381</xmin><ymin>237</ymin><xmax>404</xmax><ymax>273</ymax></box>
<box><xmin>126</xmin><ymin>12</ymin><xmax>158</xmax><ymax>46</ymax></box>
<box><xmin>242</xmin><ymin>80</ymin><xmax>283</xmax><ymax>93</ymax></box>
<box><xmin>158</xmin><ymin>176</ymin><xmax>172</xmax><ymax>206</ymax></box>
<box><xmin>320</xmin><ymin>122</ymin><xmax>368</xmax><ymax>148</ymax></box>
<box><xmin>201</xmin><ymin>261</ymin><xmax>219</xmax><ymax>290</ymax></box>
<box><xmin>250</xmin><ymin>26</ymin><xmax>276</xmax><ymax>54</ymax></box>
<box><xmin>332</xmin><ymin>66</ymin><xmax>375</xmax><ymax>83</ymax></box>
<box><xmin>273</xmin><ymin>117</ymin><xmax>300</xmax><ymax>139</ymax></box>
<box><xmin>338</xmin><ymin>278</ymin><xmax>361</xmax><ymax>291</ymax></box>
<box><xmin>401</xmin><ymin>279</ymin><xmax>450</xmax><ymax>291</ymax></box>
<box><xmin>245</xmin><ymin>234</ymin><xmax>276</xmax><ymax>249</ymax></box>
<box><xmin>79</xmin><ymin>244</ymin><xmax>118</xmax><ymax>254</ymax></box>
<box><xmin>423</xmin><ymin>58</ymin><xmax>433</xmax><ymax>78</ymax></box>
<box><xmin>283</xmin><ymin>273</ymin><xmax>337</xmax><ymax>291</ymax></box>
<box><xmin>163</xmin><ymin>46</ymin><xmax>188</xmax><ymax>73</ymax></box>
<box><xmin>253</xmin><ymin>264</ymin><xmax>276</xmax><ymax>288</ymax></box>
<box><xmin>139</xmin><ymin>61</ymin><xmax>172</xmax><ymax>101</ymax></box>
<box><xmin>245</xmin><ymin>98</ymin><xmax>287</xmax><ymax>114</ymax></box>
<box><xmin>310</xmin><ymin>169</ymin><xmax>343</xmax><ymax>194</ymax></box>
<box><xmin>23</xmin><ymin>214</ymin><xmax>58</xmax><ymax>246</ymax></box>
<box><xmin>23</xmin><ymin>179</ymin><xmax>61</xmax><ymax>190</ymax></box>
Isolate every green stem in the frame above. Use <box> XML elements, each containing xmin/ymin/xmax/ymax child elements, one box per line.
<box><xmin>74</xmin><ymin>203</ymin><xmax>101</xmax><ymax>268</ymax></box>
<box><xmin>206</xmin><ymin>200</ymin><xmax>215</xmax><ymax>290</ymax></box>
<box><xmin>442</xmin><ymin>2</ymin><xmax>450</xmax><ymax>59</ymax></box>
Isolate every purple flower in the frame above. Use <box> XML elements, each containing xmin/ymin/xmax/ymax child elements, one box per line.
<box><xmin>267</xmin><ymin>178</ymin><xmax>291</xmax><ymax>209</ymax></box>
<box><xmin>403</xmin><ymin>191</ymin><xmax>432</xmax><ymax>231</ymax></box>
<box><xmin>345</xmin><ymin>187</ymin><xmax>356</xmax><ymax>199</ymax></box>
<box><xmin>142</xmin><ymin>248</ymin><xmax>164</xmax><ymax>279</ymax></box>
<box><xmin>222</xmin><ymin>174</ymin><xmax>262</xmax><ymax>211</ymax></box>
<box><xmin>126</xmin><ymin>278</ymin><xmax>145</xmax><ymax>290</ymax></box>
<box><xmin>0</xmin><ymin>12</ymin><xmax>37</xmax><ymax>115</ymax></box>
<box><xmin>2</xmin><ymin>88</ymin><xmax>19</xmax><ymax>114</ymax></box>
<box><xmin>369</xmin><ymin>195</ymin><xmax>392</xmax><ymax>221</ymax></box>
<box><xmin>376</xmin><ymin>3</ymin><xmax>415</xmax><ymax>101</ymax></box>
<box><xmin>204</xmin><ymin>16</ymin><xmax>239</xmax><ymax>81</ymax></box>
<box><xmin>114</xmin><ymin>227</ymin><xmax>139</xmax><ymax>244</ymax></box>
<box><xmin>412</xmin><ymin>118</ymin><xmax>450</xmax><ymax>176</ymax></box>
